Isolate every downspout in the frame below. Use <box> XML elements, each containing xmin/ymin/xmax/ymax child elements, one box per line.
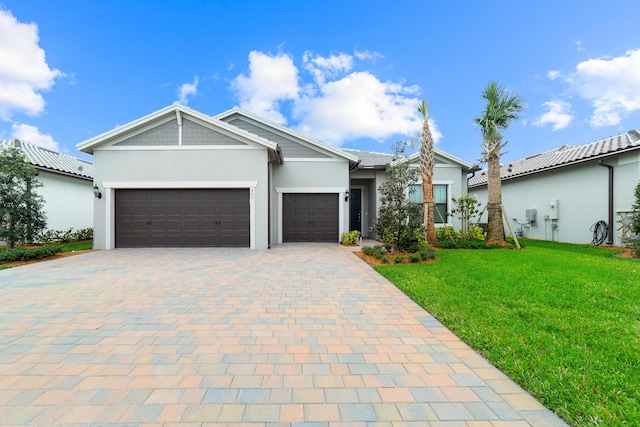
<box><xmin>598</xmin><ymin>159</ymin><xmax>614</xmax><ymax>245</ymax></box>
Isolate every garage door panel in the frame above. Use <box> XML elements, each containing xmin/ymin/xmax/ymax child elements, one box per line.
<box><xmin>282</xmin><ymin>193</ymin><xmax>338</xmax><ymax>243</ymax></box>
<box><xmin>116</xmin><ymin>189</ymin><xmax>249</xmax><ymax>248</ymax></box>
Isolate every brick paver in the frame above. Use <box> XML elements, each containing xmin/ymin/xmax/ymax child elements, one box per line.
<box><xmin>0</xmin><ymin>243</ymin><xmax>567</xmax><ymax>426</ymax></box>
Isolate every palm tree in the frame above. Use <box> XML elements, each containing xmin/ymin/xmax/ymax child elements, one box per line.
<box><xmin>417</xmin><ymin>100</ymin><xmax>437</xmax><ymax>244</ymax></box>
<box><xmin>474</xmin><ymin>82</ymin><xmax>524</xmax><ymax>242</ymax></box>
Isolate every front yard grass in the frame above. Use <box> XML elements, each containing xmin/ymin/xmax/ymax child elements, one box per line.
<box><xmin>376</xmin><ymin>239</ymin><xmax>639</xmax><ymax>426</ymax></box>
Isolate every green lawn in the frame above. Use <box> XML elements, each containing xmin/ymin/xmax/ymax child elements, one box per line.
<box><xmin>376</xmin><ymin>240</ymin><xmax>640</xmax><ymax>426</ymax></box>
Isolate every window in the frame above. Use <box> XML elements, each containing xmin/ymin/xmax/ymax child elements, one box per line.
<box><xmin>409</xmin><ymin>184</ymin><xmax>448</xmax><ymax>224</ymax></box>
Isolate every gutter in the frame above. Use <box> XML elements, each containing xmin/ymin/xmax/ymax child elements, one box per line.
<box><xmin>598</xmin><ymin>159</ymin><xmax>614</xmax><ymax>245</ymax></box>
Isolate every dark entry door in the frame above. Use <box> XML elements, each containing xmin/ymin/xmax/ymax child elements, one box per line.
<box><xmin>282</xmin><ymin>193</ymin><xmax>338</xmax><ymax>242</ymax></box>
<box><xmin>349</xmin><ymin>188</ymin><xmax>362</xmax><ymax>232</ymax></box>
<box><xmin>115</xmin><ymin>189</ymin><xmax>249</xmax><ymax>247</ymax></box>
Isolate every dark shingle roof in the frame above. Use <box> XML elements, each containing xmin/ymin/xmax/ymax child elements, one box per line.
<box><xmin>1</xmin><ymin>139</ymin><xmax>93</xmax><ymax>179</ymax></box>
<box><xmin>469</xmin><ymin>130</ymin><xmax>640</xmax><ymax>187</ymax></box>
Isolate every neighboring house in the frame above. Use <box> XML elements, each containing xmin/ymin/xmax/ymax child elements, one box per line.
<box><xmin>77</xmin><ymin>103</ymin><xmax>475</xmax><ymax>249</ymax></box>
<box><xmin>0</xmin><ymin>139</ymin><xmax>94</xmax><ymax>233</ymax></box>
<box><xmin>469</xmin><ymin>130</ymin><xmax>640</xmax><ymax>247</ymax></box>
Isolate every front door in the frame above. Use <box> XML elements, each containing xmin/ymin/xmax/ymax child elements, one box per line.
<box><xmin>349</xmin><ymin>188</ymin><xmax>362</xmax><ymax>232</ymax></box>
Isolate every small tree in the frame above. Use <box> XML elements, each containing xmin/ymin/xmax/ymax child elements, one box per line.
<box><xmin>0</xmin><ymin>147</ymin><xmax>47</xmax><ymax>249</ymax></box>
<box><xmin>372</xmin><ymin>142</ymin><xmax>422</xmax><ymax>251</ymax></box>
<box><xmin>449</xmin><ymin>194</ymin><xmax>483</xmax><ymax>237</ymax></box>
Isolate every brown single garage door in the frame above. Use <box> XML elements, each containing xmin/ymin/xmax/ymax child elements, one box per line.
<box><xmin>115</xmin><ymin>189</ymin><xmax>249</xmax><ymax>247</ymax></box>
<box><xmin>283</xmin><ymin>193</ymin><xmax>339</xmax><ymax>242</ymax></box>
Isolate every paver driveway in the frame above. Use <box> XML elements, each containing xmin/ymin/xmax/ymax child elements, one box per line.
<box><xmin>0</xmin><ymin>244</ymin><xmax>566</xmax><ymax>426</ymax></box>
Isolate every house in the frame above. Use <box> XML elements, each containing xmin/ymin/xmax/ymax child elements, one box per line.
<box><xmin>345</xmin><ymin>149</ymin><xmax>476</xmax><ymax>236</ymax></box>
<box><xmin>0</xmin><ymin>139</ymin><xmax>94</xmax><ymax>233</ymax></box>
<box><xmin>77</xmin><ymin>103</ymin><xmax>475</xmax><ymax>249</ymax></box>
<box><xmin>468</xmin><ymin>130</ymin><xmax>640</xmax><ymax>246</ymax></box>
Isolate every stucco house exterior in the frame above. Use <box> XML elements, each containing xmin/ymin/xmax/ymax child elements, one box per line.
<box><xmin>77</xmin><ymin>103</ymin><xmax>475</xmax><ymax>249</ymax></box>
<box><xmin>1</xmin><ymin>139</ymin><xmax>94</xmax><ymax>233</ymax></box>
<box><xmin>469</xmin><ymin>130</ymin><xmax>640</xmax><ymax>247</ymax></box>
<box><xmin>346</xmin><ymin>148</ymin><xmax>476</xmax><ymax>236</ymax></box>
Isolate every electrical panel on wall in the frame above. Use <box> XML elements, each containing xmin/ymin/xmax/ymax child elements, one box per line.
<box><xmin>549</xmin><ymin>199</ymin><xmax>559</xmax><ymax>220</ymax></box>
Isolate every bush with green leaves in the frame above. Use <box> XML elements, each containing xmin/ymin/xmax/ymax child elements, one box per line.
<box><xmin>372</xmin><ymin>142</ymin><xmax>423</xmax><ymax>252</ymax></box>
<box><xmin>0</xmin><ymin>147</ymin><xmax>47</xmax><ymax>249</ymax></box>
<box><xmin>0</xmin><ymin>245</ymin><xmax>61</xmax><ymax>262</ymax></box>
<box><xmin>408</xmin><ymin>252</ymin><xmax>422</xmax><ymax>263</ymax></box>
<box><xmin>393</xmin><ymin>255</ymin><xmax>405</xmax><ymax>263</ymax></box>
<box><xmin>340</xmin><ymin>230</ymin><xmax>361</xmax><ymax>245</ymax></box>
<box><xmin>419</xmin><ymin>247</ymin><xmax>436</xmax><ymax>260</ymax></box>
<box><xmin>36</xmin><ymin>227</ymin><xmax>94</xmax><ymax>244</ymax></box>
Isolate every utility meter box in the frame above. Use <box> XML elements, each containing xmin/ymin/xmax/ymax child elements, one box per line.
<box><xmin>549</xmin><ymin>199</ymin><xmax>559</xmax><ymax>220</ymax></box>
<box><xmin>526</xmin><ymin>209</ymin><xmax>537</xmax><ymax>223</ymax></box>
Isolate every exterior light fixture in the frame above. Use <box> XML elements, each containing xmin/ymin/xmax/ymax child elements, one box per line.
<box><xmin>345</xmin><ymin>190</ymin><xmax>350</xmax><ymax>202</ymax></box>
<box><xmin>93</xmin><ymin>185</ymin><xmax>102</xmax><ymax>199</ymax></box>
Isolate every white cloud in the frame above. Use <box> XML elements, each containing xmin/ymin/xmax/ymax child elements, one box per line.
<box><xmin>293</xmin><ymin>71</ymin><xmax>425</xmax><ymax>144</ymax></box>
<box><xmin>547</xmin><ymin>70</ymin><xmax>560</xmax><ymax>80</ymax></box>
<box><xmin>231</xmin><ymin>50</ymin><xmax>433</xmax><ymax>146</ymax></box>
<box><xmin>354</xmin><ymin>49</ymin><xmax>383</xmax><ymax>61</ymax></box>
<box><xmin>575</xmin><ymin>40</ymin><xmax>585</xmax><ymax>52</ymax></box>
<box><xmin>231</xmin><ymin>51</ymin><xmax>299</xmax><ymax>124</ymax></box>
<box><xmin>0</xmin><ymin>8</ymin><xmax>61</xmax><ymax>120</ymax></box>
<box><xmin>177</xmin><ymin>76</ymin><xmax>199</xmax><ymax>104</ymax></box>
<box><xmin>533</xmin><ymin>100</ymin><xmax>573</xmax><ymax>131</ymax></box>
<box><xmin>11</xmin><ymin>123</ymin><xmax>59</xmax><ymax>150</ymax></box>
<box><xmin>303</xmin><ymin>51</ymin><xmax>353</xmax><ymax>85</ymax></box>
<box><xmin>566</xmin><ymin>48</ymin><xmax>640</xmax><ymax>126</ymax></box>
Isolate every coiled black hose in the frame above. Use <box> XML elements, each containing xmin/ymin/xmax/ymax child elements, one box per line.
<box><xmin>591</xmin><ymin>220</ymin><xmax>608</xmax><ymax>246</ymax></box>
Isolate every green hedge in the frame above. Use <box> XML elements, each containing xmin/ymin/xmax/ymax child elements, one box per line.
<box><xmin>0</xmin><ymin>245</ymin><xmax>62</xmax><ymax>262</ymax></box>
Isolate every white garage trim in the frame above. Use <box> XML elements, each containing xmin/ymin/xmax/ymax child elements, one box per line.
<box><xmin>275</xmin><ymin>187</ymin><xmax>347</xmax><ymax>244</ymax></box>
<box><xmin>102</xmin><ymin>181</ymin><xmax>258</xmax><ymax>249</ymax></box>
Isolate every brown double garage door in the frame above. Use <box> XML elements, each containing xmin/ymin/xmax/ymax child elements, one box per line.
<box><xmin>115</xmin><ymin>189</ymin><xmax>249</xmax><ymax>248</ymax></box>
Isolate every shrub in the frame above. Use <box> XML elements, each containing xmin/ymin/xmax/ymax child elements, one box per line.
<box><xmin>36</xmin><ymin>227</ymin><xmax>93</xmax><ymax>244</ymax></box>
<box><xmin>393</xmin><ymin>255</ymin><xmax>405</xmax><ymax>263</ymax></box>
<box><xmin>466</xmin><ymin>225</ymin><xmax>485</xmax><ymax>241</ymax></box>
<box><xmin>380</xmin><ymin>255</ymin><xmax>389</xmax><ymax>264</ymax></box>
<box><xmin>0</xmin><ymin>245</ymin><xmax>61</xmax><ymax>262</ymax></box>
<box><xmin>436</xmin><ymin>226</ymin><xmax>460</xmax><ymax>241</ymax></box>
<box><xmin>74</xmin><ymin>228</ymin><xmax>94</xmax><ymax>241</ymax></box>
<box><xmin>408</xmin><ymin>252</ymin><xmax>422</xmax><ymax>263</ymax></box>
<box><xmin>362</xmin><ymin>245</ymin><xmax>387</xmax><ymax>259</ymax></box>
<box><xmin>341</xmin><ymin>230</ymin><xmax>361</xmax><ymax>245</ymax></box>
<box><xmin>419</xmin><ymin>247</ymin><xmax>436</xmax><ymax>260</ymax></box>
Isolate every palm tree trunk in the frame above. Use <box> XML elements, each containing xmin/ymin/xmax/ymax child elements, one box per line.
<box><xmin>419</xmin><ymin>102</ymin><xmax>437</xmax><ymax>244</ymax></box>
<box><xmin>486</xmin><ymin>150</ymin><xmax>505</xmax><ymax>242</ymax></box>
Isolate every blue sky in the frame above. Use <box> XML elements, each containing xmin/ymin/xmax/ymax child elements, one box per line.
<box><xmin>1</xmin><ymin>1</ymin><xmax>639</xmax><ymax>165</ymax></box>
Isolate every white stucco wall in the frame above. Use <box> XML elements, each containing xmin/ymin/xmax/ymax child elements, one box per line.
<box><xmin>272</xmin><ymin>159</ymin><xmax>350</xmax><ymax>243</ymax></box>
<box><xmin>92</xmin><ymin>147</ymin><xmax>270</xmax><ymax>249</ymax></box>
<box><xmin>471</xmin><ymin>155</ymin><xmax>640</xmax><ymax>246</ymax></box>
<box><xmin>38</xmin><ymin>172</ymin><xmax>93</xmax><ymax>232</ymax></box>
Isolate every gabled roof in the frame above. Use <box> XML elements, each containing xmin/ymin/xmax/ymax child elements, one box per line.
<box><xmin>469</xmin><ymin>130</ymin><xmax>640</xmax><ymax>187</ymax></box>
<box><xmin>397</xmin><ymin>149</ymin><xmax>475</xmax><ymax>170</ymax></box>
<box><xmin>77</xmin><ymin>103</ymin><xmax>279</xmax><ymax>154</ymax></box>
<box><xmin>342</xmin><ymin>149</ymin><xmax>395</xmax><ymax>170</ymax></box>
<box><xmin>1</xmin><ymin>139</ymin><xmax>93</xmax><ymax>180</ymax></box>
<box><xmin>215</xmin><ymin>107</ymin><xmax>360</xmax><ymax>164</ymax></box>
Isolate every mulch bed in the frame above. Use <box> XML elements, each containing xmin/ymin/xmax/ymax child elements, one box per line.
<box><xmin>354</xmin><ymin>250</ymin><xmax>439</xmax><ymax>266</ymax></box>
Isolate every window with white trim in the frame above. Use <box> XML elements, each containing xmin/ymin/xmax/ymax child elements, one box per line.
<box><xmin>409</xmin><ymin>184</ymin><xmax>448</xmax><ymax>224</ymax></box>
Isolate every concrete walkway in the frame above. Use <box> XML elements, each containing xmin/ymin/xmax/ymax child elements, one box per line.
<box><xmin>0</xmin><ymin>244</ymin><xmax>567</xmax><ymax>426</ymax></box>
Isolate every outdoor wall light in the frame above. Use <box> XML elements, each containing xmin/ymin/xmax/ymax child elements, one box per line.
<box><xmin>93</xmin><ymin>185</ymin><xmax>102</xmax><ymax>199</ymax></box>
<box><xmin>345</xmin><ymin>190</ymin><xmax>349</xmax><ymax>202</ymax></box>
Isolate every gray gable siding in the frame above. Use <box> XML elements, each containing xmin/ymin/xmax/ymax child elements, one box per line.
<box><xmin>226</xmin><ymin>117</ymin><xmax>329</xmax><ymax>158</ymax></box>
<box><xmin>114</xmin><ymin>118</ymin><xmax>248</xmax><ymax>147</ymax></box>
<box><xmin>115</xmin><ymin>118</ymin><xmax>179</xmax><ymax>146</ymax></box>
<box><xmin>183</xmin><ymin>118</ymin><xmax>246</xmax><ymax>146</ymax></box>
